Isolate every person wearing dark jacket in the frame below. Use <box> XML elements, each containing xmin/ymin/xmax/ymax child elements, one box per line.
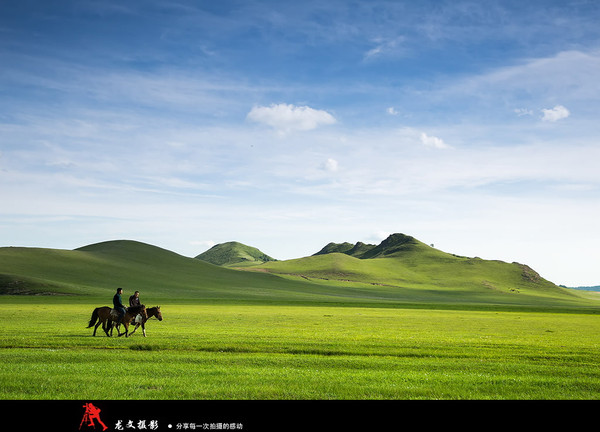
<box><xmin>129</xmin><ymin>291</ymin><xmax>141</xmax><ymax>307</ymax></box>
<box><xmin>113</xmin><ymin>288</ymin><xmax>126</xmax><ymax>323</ymax></box>
<box><xmin>128</xmin><ymin>290</ymin><xmax>142</xmax><ymax>325</ymax></box>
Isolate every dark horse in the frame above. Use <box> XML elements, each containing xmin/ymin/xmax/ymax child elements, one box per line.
<box><xmin>127</xmin><ymin>306</ymin><xmax>163</xmax><ymax>337</ymax></box>
<box><xmin>87</xmin><ymin>305</ymin><xmax>148</xmax><ymax>337</ymax></box>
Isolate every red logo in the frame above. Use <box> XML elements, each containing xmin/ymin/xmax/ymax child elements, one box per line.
<box><xmin>79</xmin><ymin>403</ymin><xmax>108</xmax><ymax>431</ymax></box>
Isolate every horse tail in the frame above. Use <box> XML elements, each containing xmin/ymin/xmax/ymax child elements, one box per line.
<box><xmin>87</xmin><ymin>308</ymin><xmax>99</xmax><ymax>328</ymax></box>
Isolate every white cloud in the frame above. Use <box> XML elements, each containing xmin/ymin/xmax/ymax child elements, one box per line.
<box><xmin>541</xmin><ymin>105</ymin><xmax>570</xmax><ymax>122</ymax></box>
<box><xmin>247</xmin><ymin>103</ymin><xmax>336</xmax><ymax>134</ymax></box>
<box><xmin>420</xmin><ymin>132</ymin><xmax>450</xmax><ymax>149</ymax></box>
<box><xmin>387</xmin><ymin>107</ymin><xmax>398</xmax><ymax>115</ymax></box>
<box><xmin>323</xmin><ymin>158</ymin><xmax>339</xmax><ymax>172</ymax></box>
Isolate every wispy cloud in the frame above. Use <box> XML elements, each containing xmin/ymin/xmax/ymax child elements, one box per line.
<box><xmin>419</xmin><ymin>50</ymin><xmax>599</xmax><ymax>124</ymax></box>
<box><xmin>363</xmin><ymin>36</ymin><xmax>406</xmax><ymax>61</ymax></box>
<box><xmin>514</xmin><ymin>108</ymin><xmax>533</xmax><ymax>117</ymax></box>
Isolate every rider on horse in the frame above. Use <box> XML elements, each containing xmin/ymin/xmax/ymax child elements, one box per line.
<box><xmin>129</xmin><ymin>290</ymin><xmax>141</xmax><ymax>307</ymax></box>
<box><xmin>113</xmin><ymin>288</ymin><xmax>126</xmax><ymax>323</ymax></box>
<box><xmin>129</xmin><ymin>290</ymin><xmax>142</xmax><ymax>324</ymax></box>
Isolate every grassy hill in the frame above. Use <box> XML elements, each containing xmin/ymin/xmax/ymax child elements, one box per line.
<box><xmin>195</xmin><ymin>241</ymin><xmax>276</xmax><ymax>267</ymax></box>
<box><xmin>250</xmin><ymin>233</ymin><xmax>587</xmax><ymax>307</ymax></box>
<box><xmin>0</xmin><ymin>237</ymin><xmax>597</xmax><ymax>310</ymax></box>
<box><xmin>0</xmin><ymin>240</ymin><xmax>319</xmax><ymax>303</ymax></box>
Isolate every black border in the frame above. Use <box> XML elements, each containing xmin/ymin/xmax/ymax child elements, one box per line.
<box><xmin>1</xmin><ymin>400</ymin><xmax>595</xmax><ymax>431</ymax></box>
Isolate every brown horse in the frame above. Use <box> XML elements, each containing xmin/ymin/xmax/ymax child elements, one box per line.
<box><xmin>87</xmin><ymin>305</ymin><xmax>147</xmax><ymax>337</ymax></box>
<box><xmin>127</xmin><ymin>306</ymin><xmax>163</xmax><ymax>337</ymax></box>
<box><xmin>87</xmin><ymin>306</ymin><xmax>114</xmax><ymax>336</ymax></box>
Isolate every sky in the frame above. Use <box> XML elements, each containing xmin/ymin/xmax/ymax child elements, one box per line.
<box><xmin>1</xmin><ymin>0</ymin><xmax>600</xmax><ymax>286</ymax></box>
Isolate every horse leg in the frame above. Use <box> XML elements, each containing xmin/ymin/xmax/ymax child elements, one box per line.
<box><xmin>110</xmin><ymin>321</ymin><xmax>118</xmax><ymax>337</ymax></box>
<box><xmin>118</xmin><ymin>322</ymin><xmax>129</xmax><ymax>337</ymax></box>
<box><xmin>93</xmin><ymin>322</ymin><xmax>100</xmax><ymax>336</ymax></box>
<box><xmin>114</xmin><ymin>313</ymin><xmax>125</xmax><ymax>336</ymax></box>
<box><xmin>116</xmin><ymin>322</ymin><xmax>125</xmax><ymax>336</ymax></box>
<box><xmin>130</xmin><ymin>322</ymin><xmax>146</xmax><ymax>337</ymax></box>
<box><xmin>102</xmin><ymin>319</ymin><xmax>111</xmax><ymax>337</ymax></box>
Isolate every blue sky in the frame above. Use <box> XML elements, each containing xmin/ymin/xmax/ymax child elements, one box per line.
<box><xmin>1</xmin><ymin>0</ymin><xmax>600</xmax><ymax>286</ymax></box>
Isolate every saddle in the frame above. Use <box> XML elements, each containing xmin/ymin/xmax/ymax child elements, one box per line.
<box><xmin>109</xmin><ymin>309</ymin><xmax>122</xmax><ymax>321</ymax></box>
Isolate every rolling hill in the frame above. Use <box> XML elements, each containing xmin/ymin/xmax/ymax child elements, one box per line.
<box><xmin>195</xmin><ymin>241</ymin><xmax>276</xmax><ymax>267</ymax></box>
<box><xmin>250</xmin><ymin>233</ymin><xmax>584</xmax><ymax>305</ymax></box>
<box><xmin>0</xmin><ymin>236</ymin><xmax>597</xmax><ymax>309</ymax></box>
<box><xmin>0</xmin><ymin>240</ymin><xmax>321</xmax><ymax>302</ymax></box>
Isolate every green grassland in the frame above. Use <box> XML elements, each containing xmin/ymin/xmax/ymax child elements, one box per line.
<box><xmin>1</xmin><ymin>238</ymin><xmax>600</xmax><ymax>399</ymax></box>
<box><xmin>1</xmin><ymin>301</ymin><xmax>600</xmax><ymax>399</ymax></box>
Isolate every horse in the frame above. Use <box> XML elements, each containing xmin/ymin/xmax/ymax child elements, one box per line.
<box><xmin>87</xmin><ymin>306</ymin><xmax>114</xmax><ymax>337</ymax></box>
<box><xmin>88</xmin><ymin>305</ymin><xmax>148</xmax><ymax>337</ymax></box>
<box><xmin>111</xmin><ymin>304</ymin><xmax>147</xmax><ymax>337</ymax></box>
<box><xmin>128</xmin><ymin>306</ymin><xmax>163</xmax><ymax>337</ymax></box>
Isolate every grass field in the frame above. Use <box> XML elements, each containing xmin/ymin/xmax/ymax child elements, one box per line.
<box><xmin>1</xmin><ymin>299</ymin><xmax>599</xmax><ymax>400</ymax></box>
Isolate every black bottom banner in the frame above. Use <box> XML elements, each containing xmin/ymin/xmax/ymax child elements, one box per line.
<box><xmin>0</xmin><ymin>399</ymin><xmax>595</xmax><ymax>431</ymax></box>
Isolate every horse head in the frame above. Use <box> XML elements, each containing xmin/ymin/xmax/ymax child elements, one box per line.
<box><xmin>154</xmin><ymin>306</ymin><xmax>163</xmax><ymax>321</ymax></box>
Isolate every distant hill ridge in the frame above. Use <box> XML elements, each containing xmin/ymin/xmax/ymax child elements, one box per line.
<box><xmin>313</xmin><ymin>233</ymin><xmax>425</xmax><ymax>259</ymax></box>
<box><xmin>568</xmin><ymin>285</ymin><xmax>600</xmax><ymax>292</ymax></box>
<box><xmin>314</xmin><ymin>241</ymin><xmax>376</xmax><ymax>258</ymax></box>
<box><xmin>195</xmin><ymin>241</ymin><xmax>277</xmax><ymax>267</ymax></box>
